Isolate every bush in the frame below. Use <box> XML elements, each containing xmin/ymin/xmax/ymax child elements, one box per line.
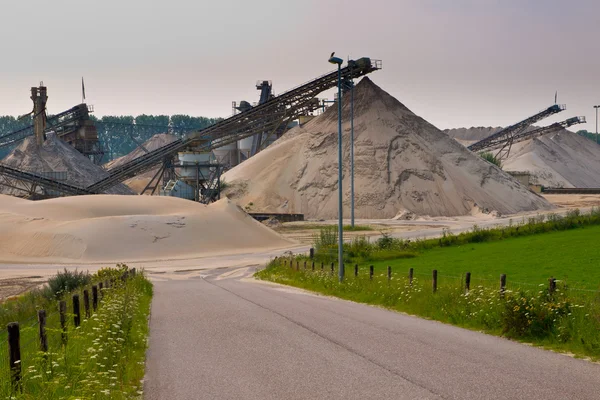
<box><xmin>45</xmin><ymin>268</ymin><xmax>91</xmax><ymax>299</ymax></box>
<box><xmin>480</xmin><ymin>151</ymin><xmax>502</xmax><ymax>168</ymax></box>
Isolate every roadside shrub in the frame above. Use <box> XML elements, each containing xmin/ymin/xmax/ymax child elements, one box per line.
<box><xmin>44</xmin><ymin>268</ymin><xmax>91</xmax><ymax>299</ymax></box>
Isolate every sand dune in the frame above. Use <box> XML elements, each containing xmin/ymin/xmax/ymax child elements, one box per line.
<box><xmin>0</xmin><ymin>194</ymin><xmax>294</xmax><ymax>264</ymax></box>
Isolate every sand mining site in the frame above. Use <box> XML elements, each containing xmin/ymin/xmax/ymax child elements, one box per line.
<box><xmin>1</xmin><ymin>60</ymin><xmax>600</xmax><ymax>298</ymax></box>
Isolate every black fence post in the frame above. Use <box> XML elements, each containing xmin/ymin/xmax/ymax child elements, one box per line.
<box><xmin>432</xmin><ymin>270</ymin><xmax>438</xmax><ymax>293</ymax></box>
<box><xmin>321</xmin><ymin>262</ymin><xmax>324</xmax><ymax>271</ymax></box>
<box><xmin>465</xmin><ymin>272</ymin><xmax>471</xmax><ymax>293</ymax></box>
<box><xmin>311</xmin><ymin>261</ymin><xmax>315</xmax><ymax>271</ymax></box>
<box><xmin>92</xmin><ymin>285</ymin><xmax>98</xmax><ymax>311</ymax></box>
<box><xmin>409</xmin><ymin>268</ymin><xmax>414</xmax><ymax>286</ymax></box>
<box><xmin>369</xmin><ymin>265</ymin><xmax>374</xmax><ymax>281</ymax></box>
<box><xmin>59</xmin><ymin>300</ymin><xmax>67</xmax><ymax>346</ymax></box>
<box><xmin>73</xmin><ymin>294</ymin><xmax>81</xmax><ymax>328</ymax></box>
<box><xmin>309</xmin><ymin>248</ymin><xmax>314</xmax><ymax>259</ymax></box>
<box><xmin>331</xmin><ymin>263</ymin><xmax>334</xmax><ymax>274</ymax></box>
<box><xmin>500</xmin><ymin>274</ymin><xmax>506</xmax><ymax>297</ymax></box>
<box><xmin>354</xmin><ymin>264</ymin><xmax>358</xmax><ymax>277</ymax></box>
<box><xmin>38</xmin><ymin>310</ymin><xmax>48</xmax><ymax>353</ymax></box>
<box><xmin>387</xmin><ymin>266</ymin><xmax>392</xmax><ymax>282</ymax></box>
<box><xmin>7</xmin><ymin>322</ymin><xmax>21</xmax><ymax>392</ymax></box>
<box><xmin>84</xmin><ymin>289</ymin><xmax>91</xmax><ymax>319</ymax></box>
<box><xmin>549</xmin><ymin>277</ymin><xmax>556</xmax><ymax>295</ymax></box>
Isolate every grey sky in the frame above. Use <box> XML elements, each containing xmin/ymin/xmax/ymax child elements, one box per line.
<box><xmin>1</xmin><ymin>0</ymin><xmax>598</xmax><ymax>131</ymax></box>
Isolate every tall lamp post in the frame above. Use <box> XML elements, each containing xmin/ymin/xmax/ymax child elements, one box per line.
<box><xmin>594</xmin><ymin>105</ymin><xmax>600</xmax><ymax>145</ymax></box>
<box><xmin>329</xmin><ymin>53</ymin><xmax>344</xmax><ymax>282</ymax></box>
<box><xmin>342</xmin><ymin>78</ymin><xmax>355</xmax><ymax>228</ymax></box>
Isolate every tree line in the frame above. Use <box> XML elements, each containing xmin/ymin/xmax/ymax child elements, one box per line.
<box><xmin>0</xmin><ymin>114</ymin><xmax>222</xmax><ymax>162</ymax></box>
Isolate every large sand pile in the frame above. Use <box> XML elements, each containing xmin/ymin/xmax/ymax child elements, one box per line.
<box><xmin>447</xmin><ymin>127</ymin><xmax>600</xmax><ymax>187</ymax></box>
<box><xmin>0</xmin><ymin>134</ymin><xmax>133</xmax><ymax>195</ymax></box>
<box><xmin>223</xmin><ymin>78</ymin><xmax>551</xmax><ymax>219</ymax></box>
<box><xmin>502</xmin><ymin>130</ymin><xmax>600</xmax><ymax>188</ymax></box>
<box><xmin>105</xmin><ymin>133</ymin><xmax>178</xmax><ymax>194</ymax></box>
<box><xmin>0</xmin><ymin>194</ymin><xmax>293</xmax><ymax>264</ymax></box>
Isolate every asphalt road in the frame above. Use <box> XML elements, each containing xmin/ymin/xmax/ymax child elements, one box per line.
<box><xmin>144</xmin><ymin>267</ymin><xmax>599</xmax><ymax>400</ymax></box>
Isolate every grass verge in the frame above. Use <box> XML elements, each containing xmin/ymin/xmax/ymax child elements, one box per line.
<box><xmin>257</xmin><ymin>261</ymin><xmax>600</xmax><ymax>360</ymax></box>
<box><xmin>0</xmin><ymin>266</ymin><xmax>153</xmax><ymax>399</ymax></box>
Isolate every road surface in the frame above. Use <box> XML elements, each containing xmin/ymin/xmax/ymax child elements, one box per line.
<box><xmin>144</xmin><ymin>267</ymin><xmax>599</xmax><ymax>400</ymax></box>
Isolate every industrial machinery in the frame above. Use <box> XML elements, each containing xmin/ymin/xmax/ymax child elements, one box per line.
<box><xmin>468</xmin><ymin>104</ymin><xmax>566</xmax><ymax>159</ymax></box>
<box><xmin>0</xmin><ymin>57</ymin><xmax>381</xmax><ymax>197</ymax></box>
<box><xmin>470</xmin><ymin>116</ymin><xmax>586</xmax><ymax>154</ymax></box>
<box><xmin>86</xmin><ymin>57</ymin><xmax>381</xmax><ymax>194</ymax></box>
<box><xmin>0</xmin><ymin>95</ymin><xmax>104</xmax><ymax>164</ymax></box>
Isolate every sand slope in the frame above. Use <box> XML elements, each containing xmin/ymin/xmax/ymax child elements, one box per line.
<box><xmin>502</xmin><ymin>130</ymin><xmax>600</xmax><ymax>187</ymax></box>
<box><xmin>0</xmin><ymin>194</ymin><xmax>294</xmax><ymax>264</ymax></box>
<box><xmin>0</xmin><ymin>134</ymin><xmax>133</xmax><ymax>195</ymax></box>
<box><xmin>223</xmin><ymin>78</ymin><xmax>551</xmax><ymax>219</ymax></box>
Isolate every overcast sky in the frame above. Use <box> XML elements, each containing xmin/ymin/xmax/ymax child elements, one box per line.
<box><xmin>1</xmin><ymin>0</ymin><xmax>598</xmax><ymax>130</ymax></box>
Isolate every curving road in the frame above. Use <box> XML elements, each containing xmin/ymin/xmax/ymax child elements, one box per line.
<box><xmin>144</xmin><ymin>267</ymin><xmax>599</xmax><ymax>400</ymax></box>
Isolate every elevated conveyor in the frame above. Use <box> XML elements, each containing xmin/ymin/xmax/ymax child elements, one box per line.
<box><xmin>471</xmin><ymin>116</ymin><xmax>586</xmax><ymax>153</ymax></box>
<box><xmin>468</xmin><ymin>104</ymin><xmax>566</xmax><ymax>156</ymax></box>
<box><xmin>0</xmin><ymin>163</ymin><xmax>92</xmax><ymax>196</ymax></box>
<box><xmin>0</xmin><ymin>105</ymin><xmax>88</xmax><ymax>149</ymax></box>
<box><xmin>87</xmin><ymin>57</ymin><xmax>381</xmax><ymax>193</ymax></box>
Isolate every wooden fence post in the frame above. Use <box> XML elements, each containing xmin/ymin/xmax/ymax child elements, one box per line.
<box><xmin>92</xmin><ymin>285</ymin><xmax>98</xmax><ymax>311</ymax></box>
<box><xmin>7</xmin><ymin>322</ymin><xmax>21</xmax><ymax>391</ymax></box>
<box><xmin>59</xmin><ymin>300</ymin><xmax>67</xmax><ymax>345</ymax></box>
<box><xmin>432</xmin><ymin>270</ymin><xmax>438</xmax><ymax>293</ymax></box>
<box><xmin>73</xmin><ymin>294</ymin><xmax>81</xmax><ymax>328</ymax></box>
<box><xmin>409</xmin><ymin>268</ymin><xmax>414</xmax><ymax>286</ymax></box>
<box><xmin>369</xmin><ymin>265</ymin><xmax>374</xmax><ymax>280</ymax></box>
<box><xmin>549</xmin><ymin>277</ymin><xmax>556</xmax><ymax>295</ymax></box>
<box><xmin>309</xmin><ymin>248</ymin><xmax>314</xmax><ymax>259</ymax></box>
<box><xmin>500</xmin><ymin>274</ymin><xmax>506</xmax><ymax>297</ymax></box>
<box><xmin>354</xmin><ymin>264</ymin><xmax>358</xmax><ymax>277</ymax></box>
<box><xmin>83</xmin><ymin>289</ymin><xmax>91</xmax><ymax>319</ymax></box>
<box><xmin>38</xmin><ymin>310</ymin><xmax>48</xmax><ymax>353</ymax></box>
<box><xmin>387</xmin><ymin>266</ymin><xmax>392</xmax><ymax>282</ymax></box>
<box><xmin>465</xmin><ymin>272</ymin><xmax>471</xmax><ymax>293</ymax></box>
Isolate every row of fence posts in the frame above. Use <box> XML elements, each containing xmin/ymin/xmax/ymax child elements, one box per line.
<box><xmin>6</xmin><ymin>268</ymin><xmax>135</xmax><ymax>392</ymax></box>
<box><xmin>281</xmin><ymin>253</ymin><xmax>560</xmax><ymax>296</ymax></box>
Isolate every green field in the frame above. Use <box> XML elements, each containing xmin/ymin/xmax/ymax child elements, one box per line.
<box><xmin>369</xmin><ymin>225</ymin><xmax>600</xmax><ymax>290</ymax></box>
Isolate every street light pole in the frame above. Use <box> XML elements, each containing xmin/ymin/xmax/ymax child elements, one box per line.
<box><xmin>594</xmin><ymin>105</ymin><xmax>600</xmax><ymax>145</ymax></box>
<box><xmin>350</xmin><ymin>81</ymin><xmax>355</xmax><ymax>228</ymax></box>
<box><xmin>329</xmin><ymin>53</ymin><xmax>344</xmax><ymax>282</ymax></box>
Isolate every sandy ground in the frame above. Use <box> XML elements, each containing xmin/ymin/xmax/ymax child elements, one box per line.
<box><xmin>0</xmin><ymin>192</ymin><xmax>593</xmax><ymax>300</ymax></box>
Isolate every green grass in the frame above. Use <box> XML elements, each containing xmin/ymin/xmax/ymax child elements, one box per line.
<box><xmin>258</xmin><ymin>261</ymin><xmax>600</xmax><ymax>360</ymax></box>
<box><xmin>262</xmin><ymin>210</ymin><xmax>600</xmax><ymax>360</ymax></box>
<box><xmin>0</xmin><ymin>267</ymin><xmax>153</xmax><ymax>399</ymax></box>
<box><xmin>370</xmin><ymin>225</ymin><xmax>600</xmax><ymax>290</ymax></box>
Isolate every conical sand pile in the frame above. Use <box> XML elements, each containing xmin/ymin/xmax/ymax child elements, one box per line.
<box><xmin>0</xmin><ymin>134</ymin><xmax>133</xmax><ymax>195</ymax></box>
<box><xmin>447</xmin><ymin>127</ymin><xmax>600</xmax><ymax>188</ymax></box>
<box><xmin>223</xmin><ymin>78</ymin><xmax>551</xmax><ymax>219</ymax></box>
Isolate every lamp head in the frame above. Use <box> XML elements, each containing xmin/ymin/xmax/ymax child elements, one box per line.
<box><xmin>329</xmin><ymin>56</ymin><xmax>344</xmax><ymax>65</ymax></box>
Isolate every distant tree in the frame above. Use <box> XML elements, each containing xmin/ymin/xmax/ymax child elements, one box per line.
<box><xmin>479</xmin><ymin>152</ymin><xmax>502</xmax><ymax>169</ymax></box>
<box><xmin>576</xmin><ymin>129</ymin><xmax>599</xmax><ymax>144</ymax></box>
